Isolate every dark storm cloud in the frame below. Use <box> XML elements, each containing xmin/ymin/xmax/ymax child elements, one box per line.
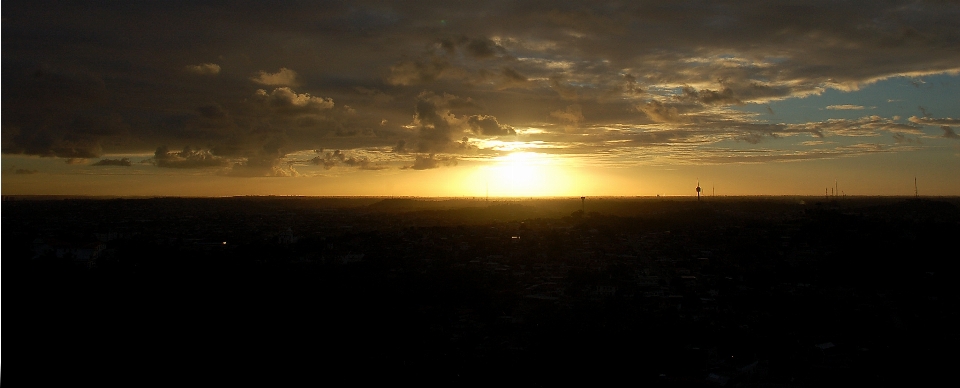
<box><xmin>4</xmin><ymin>0</ymin><xmax>959</xmax><ymax>171</ymax></box>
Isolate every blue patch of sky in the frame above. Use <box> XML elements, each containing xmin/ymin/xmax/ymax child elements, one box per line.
<box><xmin>736</xmin><ymin>74</ymin><xmax>960</xmax><ymax>125</ymax></box>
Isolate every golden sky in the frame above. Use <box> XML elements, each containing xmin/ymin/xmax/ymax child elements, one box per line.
<box><xmin>3</xmin><ymin>1</ymin><xmax>960</xmax><ymax>196</ymax></box>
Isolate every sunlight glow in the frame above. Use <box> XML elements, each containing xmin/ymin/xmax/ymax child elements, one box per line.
<box><xmin>471</xmin><ymin>152</ymin><xmax>577</xmax><ymax>197</ymax></box>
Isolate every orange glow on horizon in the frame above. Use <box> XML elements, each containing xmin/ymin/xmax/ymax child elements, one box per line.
<box><xmin>465</xmin><ymin>152</ymin><xmax>579</xmax><ymax>197</ymax></box>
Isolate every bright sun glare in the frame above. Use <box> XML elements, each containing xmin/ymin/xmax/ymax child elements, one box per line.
<box><xmin>476</xmin><ymin>152</ymin><xmax>574</xmax><ymax>197</ymax></box>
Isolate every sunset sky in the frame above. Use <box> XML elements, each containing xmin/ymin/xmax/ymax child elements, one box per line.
<box><xmin>3</xmin><ymin>1</ymin><xmax>959</xmax><ymax>197</ymax></box>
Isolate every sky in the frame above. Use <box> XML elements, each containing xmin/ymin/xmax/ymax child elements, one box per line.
<box><xmin>3</xmin><ymin>0</ymin><xmax>959</xmax><ymax>197</ymax></box>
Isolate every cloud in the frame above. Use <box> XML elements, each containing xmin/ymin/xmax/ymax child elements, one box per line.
<box><xmin>681</xmin><ymin>86</ymin><xmax>742</xmax><ymax>105</ymax></box>
<box><xmin>184</xmin><ymin>63</ymin><xmax>221</xmax><ymax>75</ymax></box>
<box><xmin>550</xmin><ymin>104</ymin><xmax>585</xmax><ymax>131</ymax></box>
<box><xmin>254</xmin><ymin>87</ymin><xmax>335</xmax><ymax>112</ymax></box>
<box><xmin>790</xmin><ymin>116</ymin><xmax>922</xmax><ymax>137</ymax></box>
<box><xmin>251</xmin><ymin>68</ymin><xmax>299</xmax><ymax>86</ymax></box>
<box><xmin>892</xmin><ymin>133</ymin><xmax>920</xmax><ymax>144</ymax></box>
<box><xmin>5</xmin><ymin>1</ymin><xmax>960</xmax><ymax>181</ymax></box>
<box><xmin>826</xmin><ymin>104</ymin><xmax>867</xmax><ymax>110</ymax></box>
<box><xmin>311</xmin><ymin>149</ymin><xmax>388</xmax><ymax>170</ymax></box>
<box><xmin>638</xmin><ymin>101</ymin><xmax>682</xmax><ymax>123</ymax></box>
<box><xmin>408</xmin><ymin>91</ymin><xmax>507</xmax><ymax>153</ymax></box>
<box><xmin>15</xmin><ymin>169</ymin><xmax>39</xmax><ymax>175</ymax></box>
<box><xmin>467</xmin><ymin>115</ymin><xmax>516</xmax><ymax>136</ymax></box>
<box><xmin>4</xmin><ymin>106</ymin><xmax>128</xmax><ymax>159</ymax></box>
<box><xmin>909</xmin><ymin>116</ymin><xmax>960</xmax><ymax>126</ymax></box>
<box><xmin>387</xmin><ymin>57</ymin><xmax>451</xmax><ymax>86</ymax></box>
<box><xmin>227</xmin><ymin>159</ymin><xmax>299</xmax><ymax>177</ymax></box>
<box><xmin>403</xmin><ymin>154</ymin><xmax>458</xmax><ymax>170</ymax></box>
<box><xmin>154</xmin><ymin>146</ymin><xmax>228</xmax><ymax>169</ymax></box>
<box><xmin>463</xmin><ymin>37</ymin><xmax>506</xmax><ymax>59</ymax></box>
<box><xmin>497</xmin><ymin>67</ymin><xmax>529</xmax><ymax>89</ymax></box>
<box><xmin>942</xmin><ymin>126</ymin><xmax>959</xmax><ymax>139</ymax></box>
<box><xmin>92</xmin><ymin>158</ymin><xmax>132</xmax><ymax>166</ymax></box>
<box><xmin>225</xmin><ymin>144</ymin><xmax>300</xmax><ymax>177</ymax></box>
<box><xmin>549</xmin><ymin>76</ymin><xmax>579</xmax><ymax>100</ymax></box>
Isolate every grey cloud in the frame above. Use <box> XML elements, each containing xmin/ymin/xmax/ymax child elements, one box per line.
<box><xmin>638</xmin><ymin>101</ymin><xmax>683</xmax><ymax>123</ymax></box>
<box><xmin>736</xmin><ymin>133</ymin><xmax>765</xmax><ymax>144</ymax></box>
<box><xmin>311</xmin><ymin>149</ymin><xmax>386</xmax><ymax>170</ymax></box>
<box><xmin>227</xmin><ymin>159</ymin><xmax>298</xmax><ymax>177</ymax></box>
<box><xmin>15</xmin><ymin>169</ymin><xmax>39</xmax><ymax>175</ymax></box>
<box><xmin>942</xmin><ymin>126</ymin><xmax>959</xmax><ymax>139</ymax></box>
<box><xmin>550</xmin><ymin>104</ymin><xmax>585</xmax><ymax>130</ymax></box>
<box><xmin>410</xmin><ymin>91</ymin><xmax>505</xmax><ymax>153</ymax></box>
<box><xmin>464</xmin><ymin>38</ymin><xmax>506</xmax><ymax>59</ymax></box>
<box><xmin>154</xmin><ymin>146</ymin><xmax>228</xmax><ymax>169</ymax></box>
<box><xmin>892</xmin><ymin>133</ymin><xmax>921</xmax><ymax>144</ymax></box>
<box><xmin>498</xmin><ymin>67</ymin><xmax>529</xmax><ymax>89</ymax></box>
<box><xmin>387</xmin><ymin>57</ymin><xmax>451</xmax><ymax>86</ymax></box>
<box><xmin>92</xmin><ymin>158</ymin><xmax>132</xmax><ymax>166</ymax></box>
<box><xmin>226</xmin><ymin>143</ymin><xmax>299</xmax><ymax>177</ymax></box>
<box><xmin>549</xmin><ymin>76</ymin><xmax>579</xmax><ymax>100</ymax></box>
<box><xmin>5</xmin><ymin>0</ymin><xmax>960</xmax><ymax>173</ymax></box>
<box><xmin>254</xmin><ymin>87</ymin><xmax>335</xmax><ymax>112</ymax></box>
<box><xmin>467</xmin><ymin>115</ymin><xmax>516</xmax><ymax>136</ymax></box>
<box><xmin>310</xmin><ymin>150</ymin><xmax>389</xmax><ymax>171</ymax></box>
<box><xmin>3</xmin><ymin>65</ymin><xmax>128</xmax><ymax>158</ymax></box>
<box><xmin>681</xmin><ymin>86</ymin><xmax>742</xmax><ymax>106</ymax></box>
<box><xmin>197</xmin><ymin>104</ymin><xmax>228</xmax><ymax>119</ymax></box>
<box><xmin>404</xmin><ymin>154</ymin><xmax>458</xmax><ymax>170</ymax></box>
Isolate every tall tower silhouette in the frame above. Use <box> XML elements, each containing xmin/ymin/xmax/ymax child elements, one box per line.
<box><xmin>696</xmin><ymin>179</ymin><xmax>701</xmax><ymax>201</ymax></box>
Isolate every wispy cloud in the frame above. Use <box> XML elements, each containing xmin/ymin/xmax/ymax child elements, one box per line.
<box><xmin>826</xmin><ymin>104</ymin><xmax>868</xmax><ymax>110</ymax></box>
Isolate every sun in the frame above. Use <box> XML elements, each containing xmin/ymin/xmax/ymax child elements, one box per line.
<box><xmin>477</xmin><ymin>152</ymin><xmax>574</xmax><ymax>197</ymax></box>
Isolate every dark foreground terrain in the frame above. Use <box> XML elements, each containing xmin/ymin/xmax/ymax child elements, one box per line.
<box><xmin>5</xmin><ymin>196</ymin><xmax>960</xmax><ymax>386</ymax></box>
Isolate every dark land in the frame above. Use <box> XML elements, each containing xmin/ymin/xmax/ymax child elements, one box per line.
<box><xmin>5</xmin><ymin>195</ymin><xmax>960</xmax><ymax>386</ymax></box>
